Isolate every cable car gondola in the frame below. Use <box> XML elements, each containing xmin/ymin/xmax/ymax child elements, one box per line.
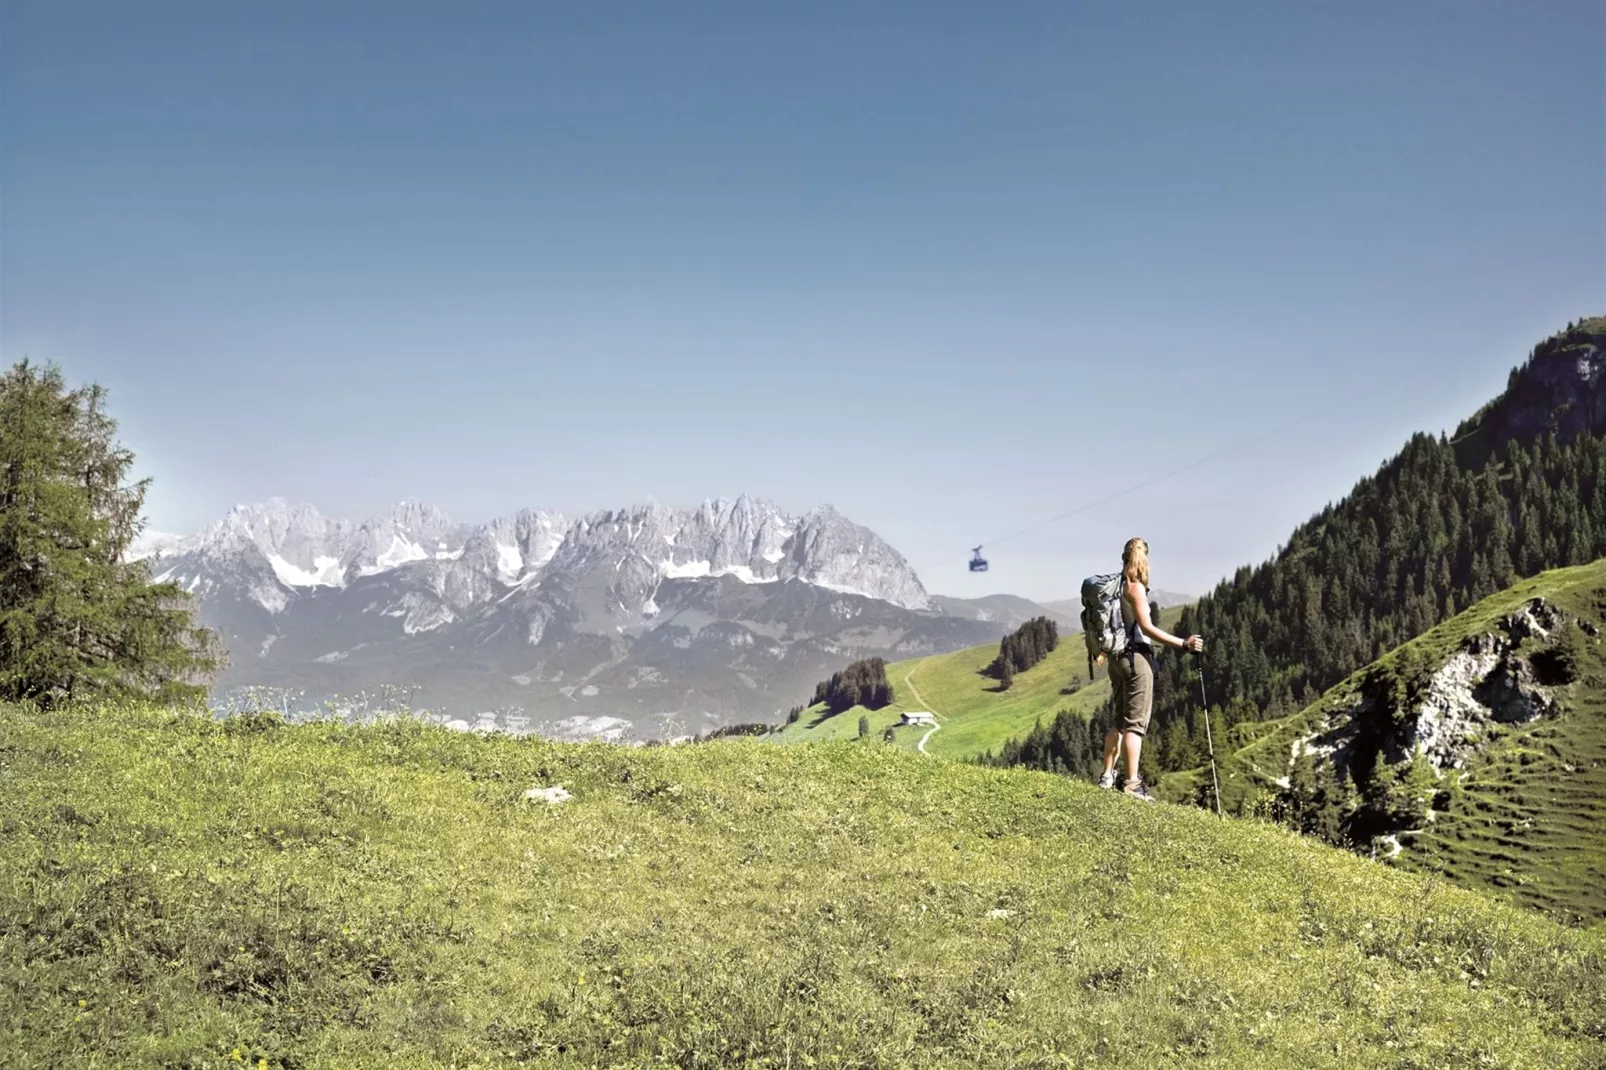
<box><xmin>968</xmin><ymin>546</ymin><xmax>988</xmax><ymax>573</ymax></box>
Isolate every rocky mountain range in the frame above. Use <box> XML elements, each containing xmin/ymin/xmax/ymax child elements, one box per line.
<box><xmin>134</xmin><ymin>496</ymin><xmax>1037</xmax><ymax>738</ymax></box>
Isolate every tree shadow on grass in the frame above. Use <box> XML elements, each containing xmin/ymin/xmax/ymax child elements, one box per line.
<box><xmin>805</xmin><ymin>707</ymin><xmax>842</xmax><ymax>729</ymax></box>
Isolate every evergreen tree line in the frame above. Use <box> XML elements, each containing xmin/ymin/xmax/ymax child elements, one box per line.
<box><xmin>983</xmin><ymin>700</ymin><xmax>1119</xmax><ymax>779</ymax></box>
<box><xmin>0</xmin><ymin>361</ymin><xmax>220</xmax><ymax>707</ymax></box>
<box><xmin>1151</xmin><ymin>427</ymin><xmax>1606</xmax><ymax>760</ymax></box>
<box><xmin>697</xmin><ymin>722</ymin><xmax>774</xmax><ymax>740</ymax></box>
<box><xmin>810</xmin><ymin>657</ymin><xmax>893</xmax><ymax>714</ymax></box>
<box><xmin>987</xmin><ymin>616</ymin><xmax>1058</xmax><ymax>688</ymax></box>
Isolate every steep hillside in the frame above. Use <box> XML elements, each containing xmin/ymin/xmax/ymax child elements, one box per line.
<box><xmin>1408</xmin><ymin>688</ymin><xmax>1606</xmax><ymax>924</ymax></box>
<box><xmin>1158</xmin><ymin>559</ymin><xmax>1606</xmax><ymax>924</ymax></box>
<box><xmin>1152</xmin><ymin>317</ymin><xmax>1606</xmax><ymax>768</ymax></box>
<box><xmin>775</xmin><ymin>607</ymin><xmax>1188</xmax><ymax>760</ymax></box>
<box><xmin>2</xmin><ymin>702</ymin><xmax>1602</xmax><ymax>1067</ymax></box>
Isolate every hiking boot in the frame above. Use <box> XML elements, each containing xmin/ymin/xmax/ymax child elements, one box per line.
<box><xmin>1123</xmin><ymin>777</ymin><xmax>1155</xmax><ymax>802</ymax></box>
<box><xmin>1097</xmin><ymin>770</ymin><xmax>1117</xmax><ymax>790</ymax></box>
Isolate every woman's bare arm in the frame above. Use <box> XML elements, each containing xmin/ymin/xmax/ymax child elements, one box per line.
<box><xmin>1126</xmin><ymin>580</ymin><xmax>1203</xmax><ymax>652</ymax></box>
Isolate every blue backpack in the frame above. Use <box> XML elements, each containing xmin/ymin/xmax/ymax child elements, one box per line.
<box><xmin>1080</xmin><ymin>572</ymin><xmax>1131</xmax><ymax>678</ymax></box>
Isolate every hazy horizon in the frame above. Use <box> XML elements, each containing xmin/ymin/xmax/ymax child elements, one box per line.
<box><xmin>5</xmin><ymin>1</ymin><xmax>1602</xmax><ymax>601</ymax></box>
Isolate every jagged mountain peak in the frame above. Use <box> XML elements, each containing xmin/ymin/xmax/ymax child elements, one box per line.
<box><xmin>220</xmin><ymin>496</ymin><xmax>341</xmax><ymax>533</ymax></box>
<box><xmin>139</xmin><ymin>495</ymin><xmax>929</xmax><ymax>620</ymax></box>
<box><xmin>347</xmin><ymin>500</ymin><xmax>463</xmax><ymax>577</ymax></box>
<box><xmin>697</xmin><ymin>492</ymin><xmax>782</xmax><ymax>519</ymax></box>
<box><xmin>476</xmin><ymin>509</ymin><xmax>567</xmax><ymax>582</ymax></box>
<box><xmin>173</xmin><ymin>499</ymin><xmax>353</xmax><ymax>586</ymax></box>
<box><xmin>530</xmin><ymin>496</ymin><xmax>928</xmax><ymax>612</ymax></box>
<box><xmin>380</xmin><ymin>498</ymin><xmax>454</xmax><ymax>529</ymax></box>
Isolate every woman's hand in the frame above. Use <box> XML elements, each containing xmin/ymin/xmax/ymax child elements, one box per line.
<box><xmin>1182</xmin><ymin>635</ymin><xmax>1204</xmax><ymax>653</ymax></box>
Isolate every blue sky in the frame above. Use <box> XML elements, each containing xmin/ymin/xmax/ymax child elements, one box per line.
<box><xmin>3</xmin><ymin>1</ymin><xmax>1602</xmax><ymax>600</ymax></box>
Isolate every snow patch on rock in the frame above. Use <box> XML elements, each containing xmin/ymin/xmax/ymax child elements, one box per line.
<box><xmin>376</xmin><ymin>534</ymin><xmax>428</xmax><ymax>571</ymax></box>
<box><xmin>269</xmin><ymin>553</ymin><xmax>345</xmax><ymax>588</ymax></box>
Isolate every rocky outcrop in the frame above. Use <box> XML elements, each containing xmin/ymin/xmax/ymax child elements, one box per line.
<box><xmin>1403</xmin><ymin>599</ymin><xmax>1562</xmax><ymax>769</ymax></box>
<box><xmin>1299</xmin><ymin>598</ymin><xmax>1567</xmax><ymax>775</ymax></box>
<box><xmin>1455</xmin><ymin>319</ymin><xmax>1606</xmax><ymax>464</ymax></box>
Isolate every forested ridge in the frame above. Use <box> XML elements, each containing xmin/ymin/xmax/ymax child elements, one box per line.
<box><xmin>995</xmin><ymin>318</ymin><xmax>1606</xmax><ymax>787</ymax></box>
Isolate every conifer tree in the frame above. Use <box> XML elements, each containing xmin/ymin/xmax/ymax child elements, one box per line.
<box><xmin>1358</xmin><ymin>759</ymin><xmax>1397</xmax><ymax>839</ymax></box>
<box><xmin>1331</xmin><ymin>767</ymin><xmax>1360</xmax><ymax>834</ymax></box>
<box><xmin>1397</xmin><ymin>746</ymin><xmax>1438</xmax><ymax>827</ymax></box>
<box><xmin>1285</xmin><ymin>745</ymin><xmax>1319</xmax><ymax>832</ymax></box>
<box><xmin>1310</xmin><ymin>765</ymin><xmax>1347</xmax><ymax>846</ymax></box>
<box><xmin>0</xmin><ymin>360</ymin><xmax>221</xmax><ymax>706</ymax></box>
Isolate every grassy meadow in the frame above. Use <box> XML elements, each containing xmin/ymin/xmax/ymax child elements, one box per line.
<box><xmin>775</xmin><ymin>607</ymin><xmax>1187</xmax><ymax>762</ymax></box>
<box><xmin>2</xmin><ymin>700</ymin><xmax>1603</xmax><ymax>1068</ymax></box>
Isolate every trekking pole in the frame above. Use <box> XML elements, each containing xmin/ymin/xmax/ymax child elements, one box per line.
<box><xmin>1196</xmin><ymin>653</ymin><xmax>1223</xmax><ymax>817</ymax></box>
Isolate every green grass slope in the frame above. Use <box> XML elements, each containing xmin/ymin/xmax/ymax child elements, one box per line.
<box><xmin>1407</xmin><ymin>692</ymin><xmax>1606</xmax><ymax>924</ymax></box>
<box><xmin>3</xmin><ymin>703</ymin><xmax>1603</xmax><ymax>1068</ymax></box>
<box><xmin>1159</xmin><ymin>559</ymin><xmax>1606</xmax><ymax>924</ymax></box>
<box><xmin>776</xmin><ymin>607</ymin><xmax>1186</xmax><ymax>762</ymax></box>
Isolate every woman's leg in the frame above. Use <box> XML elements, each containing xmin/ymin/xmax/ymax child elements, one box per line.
<box><xmin>1122</xmin><ymin>730</ymin><xmax>1143</xmax><ymax>781</ymax></box>
<box><xmin>1103</xmin><ymin>657</ymin><xmax>1130</xmax><ymax>779</ymax></box>
<box><xmin>1123</xmin><ymin>653</ymin><xmax>1154</xmax><ymax>787</ymax></box>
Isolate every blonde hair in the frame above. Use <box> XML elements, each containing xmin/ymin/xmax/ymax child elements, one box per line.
<box><xmin>1122</xmin><ymin>537</ymin><xmax>1150</xmax><ymax>588</ymax></box>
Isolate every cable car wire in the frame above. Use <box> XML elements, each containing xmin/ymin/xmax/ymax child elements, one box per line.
<box><xmin>927</xmin><ymin>364</ymin><xmax>1443</xmax><ymax>573</ymax></box>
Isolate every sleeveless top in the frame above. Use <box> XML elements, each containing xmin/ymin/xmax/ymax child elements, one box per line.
<box><xmin>1119</xmin><ymin>582</ymin><xmax>1155</xmax><ymax>656</ymax></box>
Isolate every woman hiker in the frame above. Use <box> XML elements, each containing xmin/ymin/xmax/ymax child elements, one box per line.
<box><xmin>1098</xmin><ymin>537</ymin><xmax>1204</xmax><ymax>801</ymax></box>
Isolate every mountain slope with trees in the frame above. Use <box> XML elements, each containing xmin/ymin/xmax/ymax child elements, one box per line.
<box><xmin>1142</xmin><ymin>317</ymin><xmax>1606</xmax><ymax>782</ymax></box>
<box><xmin>1154</xmin><ymin>559</ymin><xmax>1606</xmax><ymax>925</ymax></box>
